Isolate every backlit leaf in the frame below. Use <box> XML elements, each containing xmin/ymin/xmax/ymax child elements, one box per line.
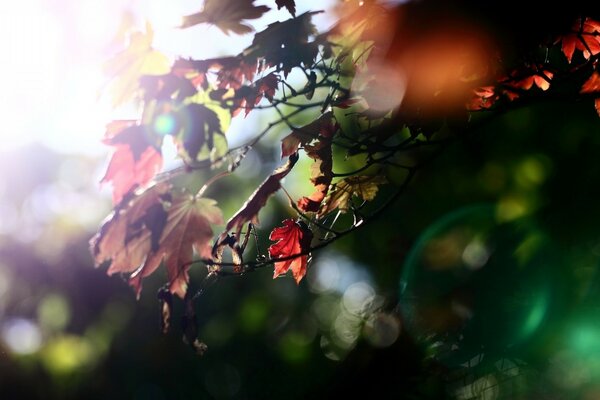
<box><xmin>101</xmin><ymin>123</ymin><xmax>163</xmax><ymax>205</ymax></box>
<box><xmin>268</xmin><ymin>219</ymin><xmax>313</xmax><ymax>284</ymax></box>
<box><xmin>91</xmin><ymin>183</ymin><xmax>223</xmax><ymax>299</ymax></box>
<box><xmin>224</xmin><ymin>153</ymin><xmax>299</xmax><ymax>237</ymax></box>
<box><xmin>104</xmin><ymin>23</ymin><xmax>170</xmax><ymax>107</ymax></box>
<box><xmin>319</xmin><ymin>175</ymin><xmax>387</xmax><ymax>216</ymax></box>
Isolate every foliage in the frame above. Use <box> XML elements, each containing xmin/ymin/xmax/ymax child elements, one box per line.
<box><xmin>92</xmin><ymin>0</ymin><xmax>600</xmax><ymax>359</ymax></box>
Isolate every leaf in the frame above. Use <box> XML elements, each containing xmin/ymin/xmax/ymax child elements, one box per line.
<box><xmin>595</xmin><ymin>98</ymin><xmax>600</xmax><ymax>117</ymax></box>
<box><xmin>91</xmin><ymin>183</ymin><xmax>223</xmax><ymax>299</ymax></box>
<box><xmin>157</xmin><ymin>287</ymin><xmax>173</xmax><ymax>334</ymax></box>
<box><xmin>296</xmin><ymin>116</ymin><xmax>337</xmax><ymax>212</ymax></box>
<box><xmin>275</xmin><ymin>0</ymin><xmax>296</xmax><ymax>17</ymax></box>
<box><xmin>181</xmin><ymin>0</ymin><xmax>269</xmax><ymax>35</ymax></box>
<box><xmin>177</xmin><ymin>103</ymin><xmax>225</xmax><ymax>161</ymax></box>
<box><xmin>281</xmin><ymin>111</ymin><xmax>333</xmax><ymax>158</ymax></box>
<box><xmin>581</xmin><ymin>71</ymin><xmax>600</xmax><ymax>93</ymax></box>
<box><xmin>558</xmin><ymin>18</ymin><xmax>600</xmax><ymax>63</ymax></box>
<box><xmin>466</xmin><ymin>86</ymin><xmax>498</xmax><ymax>111</ymax></box>
<box><xmin>214</xmin><ymin>72</ymin><xmax>279</xmax><ymax>117</ymax></box>
<box><xmin>104</xmin><ymin>23</ymin><xmax>170</xmax><ymax>107</ymax></box>
<box><xmin>246</xmin><ymin>11</ymin><xmax>323</xmax><ymax>76</ymax></box>
<box><xmin>319</xmin><ymin>175</ymin><xmax>387</xmax><ymax>216</ymax></box>
<box><xmin>268</xmin><ymin>219</ymin><xmax>313</xmax><ymax>284</ymax></box>
<box><xmin>101</xmin><ymin>123</ymin><xmax>163</xmax><ymax>205</ymax></box>
<box><xmin>174</xmin><ymin>56</ymin><xmax>258</xmax><ymax>90</ymax></box>
<box><xmin>224</xmin><ymin>153</ymin><xmax>299</xmax><ymax>237</ymax></box>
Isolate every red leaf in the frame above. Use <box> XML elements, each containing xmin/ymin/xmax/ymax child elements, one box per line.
<box><xmin>280</xmin><ymin>112</ymin><xmax>333</xmax><ymax>158</ymax></box>
<box><xmin>268</xmin><ymin>219</ymin><xmax>313</xmax><ymax>284</ymax></box>
<box><xmin>595</xmin><ymin>98</ymin><xmax>600</xmax><ymax>117</ymax></box>
<box><xmin>91</xmin><ymin>183</ymin><xmax>223</xmax><ymax>299</ymax></box>
<box><xmin>466</xmin><ymin>86</ymin><xmax>498</xmax><ymax>110</ymax></box>
<box><xmin>581</xmin><ymin>71</ymin><xmax>600</xmax><ymax>93</ymax></box>
<box><xmin>296</xmin><ymin>117</ymin><xmax>336</xmax><ymax>212</ymax></box>
<box><xmin>558</xmin><ymin>18</ymin><xmax>600</xmax><ymax>63</ymax></box>
<box><xmin>101</xmin><ymin>124</ymin><xmax>163</xmax><ymax>205</ymax></box>
<box><xmin>275</xmin><ymin>0</ymin><xmax>295</xmax><ymax>17</ymax></box>
<box><xmin>224</xmin><ymin>153</ymin><xmax>299</xmax><ymax>237</ymax></box>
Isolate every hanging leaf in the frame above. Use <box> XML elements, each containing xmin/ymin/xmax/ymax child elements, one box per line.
<box><xmin>104</xmin><ymin>23</ymin><xmax>170</xmax><ymax>107</ymax></box>
<box><xmin>296</xmin><ymin>117</ymin><xmax>337</xmax><ymax>212</ymax></box>
<box><xmin>246</xmin><ymin>11</ymin><xmax>323</xmax><ymax>76</ymax></box>
<box><xmin>175</xmin><ymin>103</ymin><xmax>225</xmax><ymax>161</ymax></box>
<box><xmin>281</xmin><ymin>111</ymin><xmax>333</xmax><ymax>158</ymax></box>
<box><xmin>181</xmin><ymin>0</ymin><xmax>270</xmax><ymax>35</ymax></box>
<box><xmin>319</xmin><ymin>175</ymin><xmax>387</xmax><ymax>216</ymax></box>
<box><xmin>101</xmin><ymin>123</ymin><xmax>163</xmax><ymax>205</ymax></box>
<box><xmin>224</xmin><ymin>153</ymin><xmax>298</xmax><ymax>238</ymax></box>
<box><xmin>268</xmin><ymin>219</ymin><xmax>313</xmax><ymax>284</ymax></box>
<box><xmin>558</xmin><ymin>18</ymin><xmax>600</xmax><ymax>63</ymax></box>
<box><xmin>91</xmin><ymin>183</ymin><xmax>223</xmax><ymax>299</ymax></box>
<box><xmin>581</xmin><ymin>71</ymin><xmax>600</xmax><ymax>93</ymax></box>
<box><xmin>275</xmin><ymin>0</ymin><xmax>296</xmax><ymax>17</ymax></box>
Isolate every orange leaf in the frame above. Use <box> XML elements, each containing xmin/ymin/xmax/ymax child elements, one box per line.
<box><xmin>268</xmin><ymin>219</ymin><xmax>313</xmax><ymax>284</ymax></box>
<box><xmin>581</xmin><ymin>71</ymin><xmax>600</xmax><ymax>93</ymax></box>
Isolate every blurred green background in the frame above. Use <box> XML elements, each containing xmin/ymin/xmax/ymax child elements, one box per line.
<box><xmin>3</xmin><ymin>99</ymin><xmax>600</xmax><ymax>399</ymax></box>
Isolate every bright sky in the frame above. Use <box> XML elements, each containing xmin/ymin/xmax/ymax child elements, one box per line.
<box><xmin>0</xmin><ymin>0</ymin><xmax>335</xmax><ymax>155</ymax></box>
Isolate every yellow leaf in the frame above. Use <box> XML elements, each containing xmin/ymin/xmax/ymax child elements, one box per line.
<box><xmin>104</xmin><ymin>23</ymin><xmax>170</xmax><ymax>107</ymax></box>
<box><xmin>319</xmin><ymin>175</ymin><xmax>387</xmax><ymax>216</ymax></box>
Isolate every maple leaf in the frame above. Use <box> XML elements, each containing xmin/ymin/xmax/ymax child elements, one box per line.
<box><xmin>174</xmin><ymin>56</ymin><xmax>258</xmax><ymax>90</ymax></box>
<box><xmin>216</xmin><ymin>72</ymin><xmax>279</xmax><ymax>117</ymax></box>
<box><xmin>319</xmin><ymin>175</ymin><xmax>387</xmax><ymax>217</ymax></box>
<box><xmin>280</xmin><ymin>112</ymin><xmax>334</xmax><ymax>158</ymax></box>
<box><xmin>506</xmin><ymin>71</ymin><xmax>554</xmax><ymax>92</ymax></box>
<box><xmin>296</xmin><ymin>115</ymin><xmax>337</xmax><ymax>212</ymax></box>
<box><xmin>581</xmin><ymin>71</ymin><xmax>600</xmax><ymax>93</ymax></box>
<box><xmin>181</xmin><ymin>0</ymin><xmax>270</xmax><ymax>35</ymax></box>
<box><xmin>139</xmin><ymin>73</ymin><xmax>197</xmax><ymax>102</ymax></box>
<box><xmin>224</xmin><ymin>153</ymin><xmax>298</xmax><ymax>238</ymax></box>
<box><xmin>268</xmin><ymin>219</ymin><xmax>313</xmax><ymax>284</ymax></box>
<box><xmin>275</xmin><ymin>0</ymin><xmax>296</xmax><ymax>17</ymax></box>
<box><xmin>466</xmin><ymin>86</ymin><xmax>498</xmax><ymax>111</ymax></box>
<box><xmin>246</xmin><ymin>11</ymin><xmax>323</xmax><ymax>76</ymax></box>
<box><xmin>177</xmin><ymin>103</ymin><xmax>224</xmax><ymax>161</ymax></box>
<box><xmin>101</xmin><ymin>123</ymin><xmax>163</xmax><ymax>205</ymax></box>
<box><xmin>104</xmin><ymin>23</ymin><xmax>170</xmax><ymax>107</ymax></box>
<box><xmin>558</xmin><ymin>18</ymin><xmax>600</xmax><ymax>63</ymax></box>
<box><xmin>92</xmin><ymin>183</ymin><xmax>223</xmax><ymax>299</ymax></box>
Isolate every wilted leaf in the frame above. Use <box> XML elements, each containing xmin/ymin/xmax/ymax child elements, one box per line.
<box><xmin>224</xmin><ymin>153</ymin><xmax>299</xmax><ymax>237</ymax></box>
<box><xmin>91</xmin><ymin>183</ymin><xmax>223</xmax><ymax>299</ymax></box>
<box><xmin>319</xmin><ymin>175</ymin><xmax>387</xmax><ymax>216</ymax></box>
<box><xmin>181</xmin><ymin>0</ymin><xmax>269</xmax><ymax>35</ymax></box>
<box><xmin>281</xmin><ymin>111</ymin><xmax>333</xmax><ymax>158</ymax></box>
<box><xmin>104</xmin><ymin>23</ymin><xmax>170</xmax><ymax>107</ymax></box>
<box><xmin>101</xmin><ymin>123</ymin><xmax>163</xmax><ymax>205</ymax></box>
<box><xmin>296</xmin><ymin>116</ymin><xmax>337</xmax><ymax>212</ymax></box>
<box><xmin>275</xmin><ymin>0</ymin><xmax>296</xmax><ymax>17</ymax></box>
<box><xmin>158</xmin><ymin>287</ymin><xmax>173</xmax><ymax>334</ymax></box>
<box><xmin>268</xmin><ymin>219</ymin><xmax>313</xmax><ymax>284</ymax></box>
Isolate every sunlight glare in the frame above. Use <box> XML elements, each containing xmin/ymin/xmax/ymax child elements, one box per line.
<box><xmin>0</xmin><ymin>2</ymin><xmax>60</xmax><ymax>150</ymax></box>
